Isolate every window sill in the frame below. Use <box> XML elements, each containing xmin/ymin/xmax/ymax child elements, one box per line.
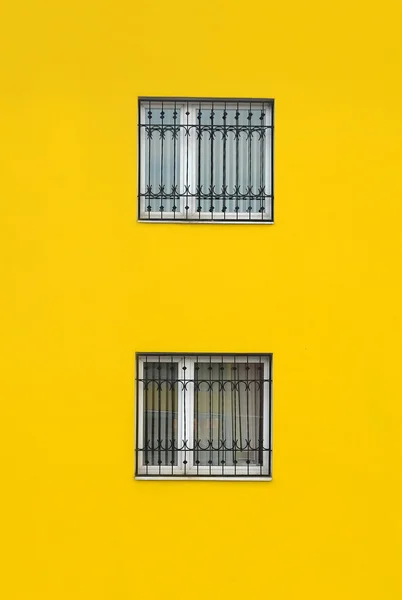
<box><xmin>135</xmin><ymin>476</ymin><xmax>272</xmax><ymax>482</ymax></box>
<box><xmin>137</xmin><ymin>219</ymin><xmax>275</xmax><ymax>225</ymax></box>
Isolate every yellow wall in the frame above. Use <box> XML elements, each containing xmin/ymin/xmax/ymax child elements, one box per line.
<box><xmin>1</xmin><ymin>1</ymin><xmax>402</xmax><ymax>598</ymax></box>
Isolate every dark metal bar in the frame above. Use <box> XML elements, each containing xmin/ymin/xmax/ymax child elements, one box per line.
<box><xmin>220</xmin><ymin>355</ymin><xmax>225</xmax><ymax>474</ymax></box>
<box><xmin>139</xmin><ymin>96</ymin><xmax>274</xmax><ymax>103</ymax></box>
<box><xmin>165</xmin><ymin>361</ymin><xmax>169</xmax><ymax>466</ymax></box>
<box><xmin>151</xmin><ymin>360</ymin><xmax>155</xmax><ymax>466</ymax></box>
<box><xmin>209</xmin><ymin>355</ymin><xmax>212</xmax><ymax>474</ymax></box>
<box><xmin>160</xmin><ymin>102</ymin><xmax>164</xmax><ymax>219</ymax></box>
<box><xmin>248</xmin><ymin>102</ymin><xmax>252</xmax><ymax>220</ymax></box>
<box><xmin>222</xmin><ymin>102</ymin><xmax>227</xmax><ymax>219</ymax></box>
<box><xmin>185</xmin><ymin>102</ymin><xmax>189</xmax><ymax>219</ymax></box>
<box><xmin>231</xmin><ymin>356</ymin><xmax>237</xmax><ymax>475</ymax></box>
<box><xmin>147</xmin><ymin>100</ymin><xmax>152</xmax><ymax>218</ymax></box>
<box><xmin>195</xmin><ymin>355</ymin><xmax>199</xmax><ymax>474</ymax></box>
<box><xmin>197</xmin><ymin>103</ymin><xmax>202</xmax><ymax>219</ymax></box>
<box><xmin>171</xmin><ymin>356</ymin><xmax>175</xmax><ymax>473</ymax></box>
<box><xmin>235</xmin><ymin>102</ymin><xmax>239</xmax><ymax>220</ymax></box>
<box><xmin>258</xmin><ymin>356</ymin><xmax>264</xmax><ymax>471</ymax></box>
<box><xmin>173</xmin><ymin>101</ymin><xmax>177</xmax><ymax>218</ymax></box>
<box><xmin>144</xmin><ymin>356</ymin><xmax>149</xmax><ymax>471</ymax></box>
<box><xmin>237</xmin><ymin>361</ymin><xmax>243</xmax><ymax>455</ymax></box>
<box><xmin>138</xmin><ymin>352</ymin><xmax>272</xmax><ymax>357</ymax></box>
<box><xmin>158</xmin><ymin>355</ymin><xmax>162</xmax><ymax>473</ymax></box>
<box><xmin>183</xmin><ymin>355</ymin><xmax>187</xmax><ymax>474</ymax></box>
<box><xmin>260</xmin><ymin>103</ymin><xmax>265</xmax><ymax>219</ymax></box>
<box><xmin>210</xmin><ymin>102</ymin><xmax>214</xmax><ymax>220</ymax></box>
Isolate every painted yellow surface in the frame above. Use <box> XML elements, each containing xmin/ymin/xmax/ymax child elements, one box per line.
<box><xmin>1</xmin><ymin>0</ymin><xmax>402</xmax><ymax>598</ymax></box>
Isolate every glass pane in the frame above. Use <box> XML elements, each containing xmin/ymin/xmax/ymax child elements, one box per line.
<box><xmin>144</xmin><ymin>108</ymin><xmax>180</xmax><ymax>212</ymax></box>
<box><xmin>196</xmin><ymin>105</ymin><xmax>266</xmax><ymax>214</ymax></box>
<box><xmin>194</xmin><ymin>362</ymin><xmax>264</xmax><ymax>467</ymax></box>
<box><xmin>143</xmin><ymin>362</ymin><xmax>178</xmax><ymax>466</ymax></box>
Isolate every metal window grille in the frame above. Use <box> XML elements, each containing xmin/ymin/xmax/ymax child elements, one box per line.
<box><xmin>135</xmin><ymin>353</ymin><xmax>273</xmax><ymax>479</ymax></box>
<box><xmin>138</xmin><ymin>98</ymin><xmax>274</xmax><ymax>222</ymax></box>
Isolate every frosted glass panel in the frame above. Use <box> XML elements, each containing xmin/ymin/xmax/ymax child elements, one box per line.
<box><xmin>144</xmin><ymin>107</ymin><xmax>180</xmax><ymax>212</ymax></box>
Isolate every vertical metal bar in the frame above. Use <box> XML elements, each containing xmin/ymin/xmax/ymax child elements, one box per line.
<box><xmin>235</xmin><ymin>102</ymin><xmax>239</xmax><ymax>220</ymax></box>
<box><xmin>260</xmin><ymin>103</ymin><xmax>265</xmax><ymax>220</ymax></box>
<box><xmin>197</xmin><ymin>102</ymin><xmax>202</xmax><ymax>219</ymax></box>
<box><xmin>220</xmin><ymin>355</ymin><xmax>225</xmax><ymax>475</ymax></box>
<box><xmin>210</xmin><ymin>102</ymin><xmax>214</xmax><ymax>220</ymax></box>
<box><xmin>217</xmin><ymin>355</ymin><xmax>221</xmax><ymax>470</ymax></box>
<box><xmin>171</xmin><ymin>356</ymin><xmax>175</xmax><ymax>474</ymax></box>
<box><xmin>147</xmin><ymin>100</ymin><xmax>152</xmax><ymax>218</ymax></box>
<box><xmin>144</xmin><ymin>356</ymin><xmax>149</xmax><ymax>473</ymax></box>
<box><xmin>238</xmin><ymin>358</ymin><xmax>242</xmax><ymax>461</ymax></box>
<box><xmin>151</xmin><ymin>360</ymin><xmax>155</xmax><ymax>467</ymax></box>
<box><xmin>160</xmin><ymin>102</ymin><xmax>164</xmax><ymax>219</ymax></box>
<box><xmin>222</xmin><ymin>102</ymin><xmax>227</xmax><ymax>219</ymax></box>
<box><xmin>183</xmin><ymin>355</ymin><xmax>187</xmax><ymax>475</ymax></box>
<box><xmin>173</xmin><ymin>101</ymin><xmax>177</xmax><ymax>219</ymax></box>
<box><xmin>165</xmin><ymin>360</ymin><xmax>169</xmax><ymax>467</ymax></box>
<box><xmin>234</xmin><ymin>356</ymin><xmax>239</xmax><ymax>474</ymax></box>
<box><xmin>259</xmin><ymin>356</ymin><xmax>264</xmax><ymax>473</ymax></box>
<box><xmin>248</xmin><ymin>102</ymin><xmax>252</xmax><ymax>220</ymax></box>
<box><xmin>185</xmin><ymin>101</ymin><xmax>190</xmax><ymax>219</ymax></box>
<box><xmin>158</xmin><ymin>355</ymin><xmax>161</xmax><ymax>473</ymax></box>
<box><xmin>195</xmin><ymin>355</ymin><xmax>199</xmax><ymax>474</ymax></box>
<box><xmin>209</xmin><ymin>354</ymin><xmax>212</xmax><ymax>474</ymax></box>
<box><xmin>231</xmin><ymin>358</ymin><xmax>236</xmax><ymax>471</ymax></box>
<box><xmin>246</xmin><ymin>355</ymin><xmax>250</xmax><ymax>475</ymax></box>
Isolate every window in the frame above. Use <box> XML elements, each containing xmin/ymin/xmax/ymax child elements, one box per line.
<box><xmin>138</xmin><ymin>98</ymin><xmax>274</xmax><ymax>222</ymax></box>
<box><xmin>135</xmin><ymin>354</ymin><xmax>273</xmax><ymax>479</ymax></box>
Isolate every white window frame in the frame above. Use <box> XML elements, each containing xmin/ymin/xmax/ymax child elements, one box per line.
<box><xmin>139</xmin><ymin>100</ymin><xmax>273</xmax><ymax>222</ymax></box>
<box><xmin>136</xmin><ymin>354</ymin><xmax>272</xmax><ymax>480</ymax></box>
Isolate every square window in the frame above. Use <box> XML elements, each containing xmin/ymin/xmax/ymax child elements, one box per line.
<box><xmin>138</xmin><ymin>98</ymin><xmax>274</xmax><ymax>222</ymax></box>
<box><xmin>135</xmin><ymin>354</ymin><xmax>273</xmax><ymax>479</ymax></box>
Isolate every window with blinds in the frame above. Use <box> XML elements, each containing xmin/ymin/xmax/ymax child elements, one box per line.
<box><xmin>138</xmin><ymin>98</ymin><xmax>274</xmax><ymax>222</ymax></box>
<box><xmin>135</xmin><ymin>354</ymin><xmax>273</xmax><ymax>479</ymax></box>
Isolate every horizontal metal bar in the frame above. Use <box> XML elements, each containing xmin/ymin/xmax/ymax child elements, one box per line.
<box><xmin>138</xmin><ymin>96</ymin><xmax>274</xmax><ymax>103</ymax></box>
<box><xmin>136</xmin><ymin>352</ymin><xmax>272</xmax><ymax>356</ymax></box>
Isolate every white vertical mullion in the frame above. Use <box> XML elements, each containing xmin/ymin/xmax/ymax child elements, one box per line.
<box><xmin>187</xmin><ymin>105</ymin><xmax>197</xmax><ymax>217</ymax></box>
<box><xmin>179</xmin><ymin>104</ymin><xmax>187</xmax><ymax>216</ymax></box>
<box><xmin>140</xmin><ymin>105</ymin><xmax>146</xmax><ymax>214</ymax></box>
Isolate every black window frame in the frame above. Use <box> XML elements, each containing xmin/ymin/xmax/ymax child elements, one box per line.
<box><xmin>135</xmin><ymin>353</ymin><xmax>273</xmax><ymax>480</ymax></box>
<box><xmin>137</xmin><ymin>97</ymin><xmax>275</xmax><ymax>223</ymax></box>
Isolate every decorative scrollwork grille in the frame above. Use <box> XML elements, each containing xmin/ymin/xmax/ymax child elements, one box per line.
<box><xmin>135</xmin><ymin>354</ymin><xmax>273</xmax><ymax>479</ymax></box>
<box><xmin>138</xmin><ymin>98</ymin><xmax>274</xmax><ymax>222</ymax></box>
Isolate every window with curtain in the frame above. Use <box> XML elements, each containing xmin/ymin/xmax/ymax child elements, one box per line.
<box><xmin>135</xmin><ymin>354</ymin><xmax>273</xmax><ymax>479</ymax></box>
<box><xmin>138</xmin><ymin>98</ymin><xmax>274</xmax><ymax>222</ymax></box>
